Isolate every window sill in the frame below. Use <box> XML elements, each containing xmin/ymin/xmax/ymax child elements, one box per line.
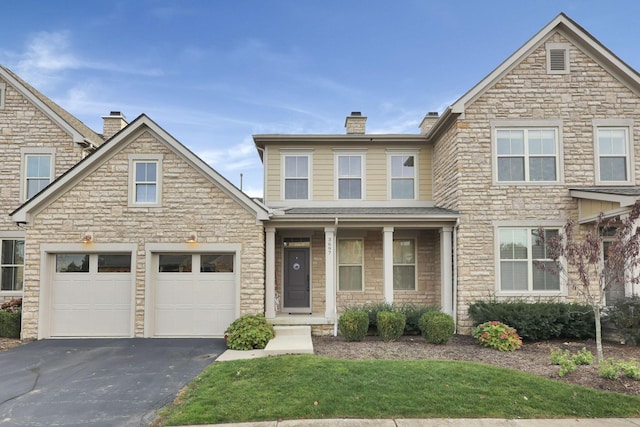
<box><xmin>496</xmin><ymin>290</ymin><xmax>567</xmax><ymax>298</ymax></box>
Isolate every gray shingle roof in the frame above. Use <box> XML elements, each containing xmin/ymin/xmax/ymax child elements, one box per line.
<box><xmin>569</xmin><ymin>187</ymin><xmax>640</xmax><ymax>196</ymax></box>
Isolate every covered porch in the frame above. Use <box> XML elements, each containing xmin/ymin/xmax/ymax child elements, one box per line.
<box><xmin>263</xmin><ymin>207</ymin><xmax>459</xmax><ymax>333</ymax></box>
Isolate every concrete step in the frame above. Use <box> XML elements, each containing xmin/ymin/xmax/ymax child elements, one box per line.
<box><xmin>264</xmin><ymin>325</ymin><xmax>314</xmax><ymax>356</ymax></box>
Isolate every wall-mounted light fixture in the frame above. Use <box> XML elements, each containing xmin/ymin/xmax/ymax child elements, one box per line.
<box><xmin>186</xmin><ymin>232</ymin><xmax>197</xmax><ymax>243</ymax></box>
<box><xmin>81</xmin><ymin>232</ymin><xmax>94</xmax><ymax>243</ymax></box>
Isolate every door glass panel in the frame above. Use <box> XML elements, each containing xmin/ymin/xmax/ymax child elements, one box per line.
<box><xmin>201</xmin><ymin>254</ymin><xmax>234</xmax><ymax>272</ymax></box>
<box><xmin>98</xmin><ymin>254</ymin><xmax>131</xmax><ymax>272</ymax></box>
<box><xmin>159</xmin><ymin>254</ymin><xmax>192</xmax><ymax>272</ymax></box>
<box><xmin>56</xmin><ymin>254</ymin><xmax>89</xmax><ymax>272</ymax></box>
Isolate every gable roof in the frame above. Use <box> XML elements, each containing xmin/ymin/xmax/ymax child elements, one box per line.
<box><xmin>449</xmin><ymin>13</ymin><xmax>640</xmax><ymax>115</ymax></box>
<box><xmin>0</xmin><ymin>65</ymin><xmax>103</xmax><ymax>147</ymax></box>
<box><xmin>10</xmin><ymin>114</ymin><xmax>270</xmax><ymax>223</ymax></box>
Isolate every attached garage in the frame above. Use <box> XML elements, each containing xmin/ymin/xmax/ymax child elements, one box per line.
<box><xmin>151</xmin><ymin>250</ymin><xmax>238</xmax><ymax>337</ymax></box>
<box><xmin>50</xmin><ymin>253</ymin><xmax>133</xmax><ymax>337</ymax></box>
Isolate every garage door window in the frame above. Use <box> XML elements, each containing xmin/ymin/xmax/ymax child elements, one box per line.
<box><xmin>56</xmin><ymin>254</ymin><xmax>89</xmax><ymax>272</ymax></box>
<box><xmin>201</xmin><ymin>254</ymin><xmax>234</xmax><ymax>272</ymax></box>
<box><xmin>159</xmin><ymin>254</ymin><xmax>192</xmax><ymax>272</ymax></box>
<box><xmin>98</xmin><ymin>254</ymin><xmax>131</xmax><ymax>272</ymax></box>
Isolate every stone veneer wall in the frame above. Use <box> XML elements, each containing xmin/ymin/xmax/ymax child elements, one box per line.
<box><xmin>449</xmin><ymin>32</ymin><xmax>640</xmax><ymax>332</ymax></box>
<box><xmin>20</xmin><ymin>131</ymin><xmax>264</xmax><ymax>339</ymax></box>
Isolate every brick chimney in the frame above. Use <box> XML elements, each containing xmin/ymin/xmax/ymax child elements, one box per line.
<box><xmin>419</xmin><ymin>112</ymin><xmax>439</xmax><ymax>134</ymax></box>
<box><xmin>344</xmin><ymin>112</ymin><xmax>367</xmax><ymax>134</ymax></box>
<box><xmin>102</xmin><ymin>111</ymin><xmax>128</xmax><ymax>140</ymax></box>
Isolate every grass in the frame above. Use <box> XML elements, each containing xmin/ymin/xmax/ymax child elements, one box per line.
<box><xmin>157</xmin><ymin>355</ymin><xmax>640</xmax><ymax>425</ymax></box>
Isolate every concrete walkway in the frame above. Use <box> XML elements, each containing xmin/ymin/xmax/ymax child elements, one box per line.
<box><xmin>188</xmin><ymin>418</ymin><xmax>640</xmax><ymax>426</ymax></box>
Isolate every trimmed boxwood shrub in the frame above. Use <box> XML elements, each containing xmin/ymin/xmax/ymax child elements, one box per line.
<box><xmin>468</xmin><ymin>300</ymin><xmax>595</xmax><ymax>341</ymax></box>
<box><xmin>224</xmin><ymin>314</ymin><xmax>274</xmax><ymax>350</ymax></box>
<box><xmin>361</xmin><ymin>302</ymin><xmax>438</xmax><ymax>335</ymax></box>
<box><xmin>376</xmin><ymin>311</ymin><xmax>406</xmax><ymax>341</ymax></box>
<box><xmin>419</xmin><ymin>311</ymin><xmax>455</xmax><ymax>344</ymax></box>
<box><xmin>338</xmin><ymin>309</ymin><xmax>369</xmax><ymax>341</ymax></box>
<box><xmin>0</xmin><ymin>311</ymin><xmax>21</xmax><ymax>339</ymax></box>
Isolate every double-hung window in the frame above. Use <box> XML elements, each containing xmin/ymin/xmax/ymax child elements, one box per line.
<box><xmin>338</xmin><ymin>239</ymin><xmax>363</xmax><ymax>291</ymax></box>
<box><xmin>595</xmin><ymin>126</ymin><xmax>632</xmax><ymax>184</ymax></box>
<box><xmin>1</xmin><ymin>239</ymin><xmax>24</xmax><ymax>292</ymax></box>
<box><xmin>393</xmin><ymin>239</ymin><xmax>416</xmax><ymax>290</ymax></box>
<box><xmin>336</xmin><ymin>154</ymin><xmax>363</xmax><ymax>199</ymax></box>
<box><xmin>283</xmin><ymin>155</ymin><xmax>309</xmax><ymax>200</ymax></box>
<box><xmin>129</xmin><ymin>154</ymin><xmax>162</xmax><ymax>206</ymax></box>
<box><xmin>498</xmin><ymin>228</ymin><xmax>560</xmax><ymax>293</ymax></box>
<box><xmin>389</xmin><ymin>153</ymin><xmax>417</xmax><ymax>199</ymax></box>
<box><xmin>21</xmin><ymin>148</ymin><xmax>55</xmax><ymax>201</ymax></box>
<box><xmin>496</xmin><ymin>128</ymin><xmax>558</xmax><ymax>182</ymax></box>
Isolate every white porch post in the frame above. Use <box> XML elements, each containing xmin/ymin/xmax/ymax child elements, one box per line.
<box><xmin>265</xmin><ymin>227</ymin><xmax>276</xmax><ymax>319</ymax></box>
<box><xmin>440</xmin><ymin>226</ymin><xmax>454</xmax><ymax>316</ymax></box>
<box><xmin>325</xmin><ymin>227</ymin><xmax>337</xmax><ymax>320</ymax></box>
<box><xmin>383</xmin><ymin>226</ymin><xmax>394</xmax><ymax>303</ymax></box>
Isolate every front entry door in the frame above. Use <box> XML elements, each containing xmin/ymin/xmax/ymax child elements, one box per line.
<box><xmin>283</xmin><ymin>247</ymin><xmax>310</xmax><ymax>312</ymax></box>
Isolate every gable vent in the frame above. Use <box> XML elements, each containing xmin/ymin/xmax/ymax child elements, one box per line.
<box><xmin>549</xmin><ymin>49</ymin><xmax>566</xmax><ymax>71</ymax></box>
<box><xmin>546</xmin><ymin>43</ymin><xmax>570</xmax><ymax>74</ymax></box>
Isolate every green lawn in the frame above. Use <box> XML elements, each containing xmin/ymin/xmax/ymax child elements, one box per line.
<box><xmin>157</xmin><ymin>355</ymin><xmax>640</xmax><ymax>425</ymax></box>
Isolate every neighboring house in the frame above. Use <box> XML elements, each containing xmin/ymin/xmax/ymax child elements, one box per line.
<box><xmin>256</xmin><ymin>13</ymin><xmax>640</xmax><ymax>333</ymax></box>
<box><xmin>5</xmin><ymin>12</ymin><xmax>640</xmax><ymax>340</ymax></box>
<box><xmin>11</xmin><ymin>115</ymin><xmax>268</xmax><ymax>339</ymax></box>
<box><xmin>0</xmin><ymin>66</ymin><xmax>103</xmax><ymax>304</ymax></box>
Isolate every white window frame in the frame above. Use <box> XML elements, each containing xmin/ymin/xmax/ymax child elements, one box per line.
<box><xmin>334</xmin><ymin>150</ymin><xmax>365</xmax><ymax>201</ymax></box>
<box><xmin>387</xmin><ymin>149</ymin><xmax>419</xmax><ymax>200</ymax></box>
<box><xmin>128</xmin><ymin>154</ymin><xmax>163</xmax><ymax>207</ymax></box>
<box><xmin>593</xmin><ymin>119</ymin><xmax>635</xmax><ymax>185</ymax></box>
<box><xmin>393</xmin><ymin>238</ymin><xmax>417</xmax><ymax>291</ymax></box>
<box><xmin>20</xmin><ymin>147</ymin><xmax>55</xmax><ymax>202</ymax></box>
<box><xmin>337</xmin><ymin>238</ymin><xmax>364</xmax><ymax>292</ymax></box>
<box><xmin>0</xmin><ymin>82</ymin><xmax>6</xmax><ymax>109</ymax></box>
<box><xmin>0</xmin><ymin>236</ymin><xmax>25</xmax><ymax>294</ymax></box>
<box><xmin>281</xmin><ymin>150</ymin><xmax>313</xmax><ymax>201</ymax></box>
<box><xmin>494</xmin><ymin>222</ymin><xmax>567</xmax><ymax>297</ymax></box>
<box><xmin>546</xmin><ymin>43</ymin><xmax>570</xmax><ymax>75</ymax></box>
<box><xmin>491</xmin><ymin>120</ymin><xmax>563</xmax><ymax>185</ymax></box>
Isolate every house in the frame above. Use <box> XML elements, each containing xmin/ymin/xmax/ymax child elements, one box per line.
<box><xmin>10</xmin><ymin>114</ymin><xmax>268</xmax><ymax>339</ymax></box>
<box><xmin>256</xmin><ymin>13</ymin><xmax>640</xmax><ymax>333</ymax></box>
<box><xmin>5</xmin><ymin>12</ymin><xmax>640</xmax><ymax>340</ymax></box>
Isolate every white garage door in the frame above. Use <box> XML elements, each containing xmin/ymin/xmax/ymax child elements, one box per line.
<box><xmin>155</xmin><ymin>253</ymin><xmax>236</xmax><ymax>337</ymax></box>
<box><xmin>51</xmin><ymin>253</ymin><xmax>133</xmax><ymax>337</ymax></box>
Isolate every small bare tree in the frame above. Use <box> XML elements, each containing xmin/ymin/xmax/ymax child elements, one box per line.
<box><xmin>537</xmin><ymin>200</ymin><xmax>640</xmax><ymax>363</ymax></box>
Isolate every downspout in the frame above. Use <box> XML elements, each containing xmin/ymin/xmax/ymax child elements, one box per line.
<box><xmin>334</xmin><ymin>217</ymin><xmax>339</xmax><ymax>336</ymax></box>
<box><xmin>453</xmin><ymin>218</ymin><xmax>460</xmax><ymax>332</ymax></box>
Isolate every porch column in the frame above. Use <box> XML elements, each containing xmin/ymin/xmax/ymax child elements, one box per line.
<box><xmin>383</xmin><ymin>227</ymin><xmax>394</xmax><ymax>303</ymax></box>
<box><xmin>265</xmin><ymin>227</ymin><xmax>276</xmax><ymax>319</ymax></box>
<box><xmin>325</xmin><ymin>227</ymin><xmax>337</xmax><ymax>320</ymax></box>
<box><xmin>440</xmin><ymin>226</ymin><xmax>454</xmax><ymax>316</ymax></box>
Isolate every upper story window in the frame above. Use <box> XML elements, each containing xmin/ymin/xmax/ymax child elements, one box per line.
<box><xmin>497</xmin><ymin>227</ymin><xmax>561</xmax><ymax>294</ymax></box>
<box><xmin>594</xmin><ymin>120</ymin><xmax>634</xmax><ymax>185</ymax></box>
<box><xmin>283</xmin><ymin>155</ymin><xmax>309</xmax><ymax>200</ymax></box>
<box><xmin>495</xmin><ymin>128</ymin><xmax>559</xmax><ymax>183</ymax></box>
<box><xmin>336</xmin><ymin>154</ymin><xmax>363</xmax><ymax>200</ymax></box>
<box><xmin>388</xmin><ymin>152</ymin><xmax>417</xmax><ymax>199</ymax></box>
<box><xmin>0</xmin><ymin>82</ymin><xmax>6</xmax><ymax>109</ymax></box>
<box><xmin>129</xmin><ymin>154</ymin><xmax>162</xmax><ymax>207</ymax></box>
<box><xmin>1</xmin><ymin>239</ymin><xmax>24</xmax><ymax>292</ymax></box>
<box><xmin>20</xmin><ymin>148</ymin><xmax>55</xmax><ymax>201</ymax></box>
<box><xmin>546</xmin><ymin>43</ymin><xmax>570</xmax><ymax>74</ymax></box>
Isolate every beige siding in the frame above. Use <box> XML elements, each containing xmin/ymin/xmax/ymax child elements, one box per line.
<box><xmin>418</xmin><ymin>147</ymin><xmax>433</xmax><ymax>200</ymax></box>
<box><xmin>264</xmin><ymin>145</ymin><xmax>281</xmax><ymax>202</ymax></box>
<box><xmin>365</xmin><ymin>148</ymin><xmax>387</xmax><ymax>200</ymax></box>
<box><xmin>312</xmin><ymin>147</ymin><xmax>333</xmax><ymax>200</ymax></box>
<box><xmin>579</xmin><ymin>199</ymin><xmax>621</xmax><ymax>220</ymax></box>
<box><xmin>21</xmin><ymin>131</ymin><xmax>264</xmax><ymax>339</ymax></box>
<box><xmin>451</xmin><ymin>32</ymin><xmax>640</xmax><ymax>332</ymax></box>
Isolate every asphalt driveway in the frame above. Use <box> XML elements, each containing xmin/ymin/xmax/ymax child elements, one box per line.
<box><xmin>0</xmin><ymin>338</ymin><xmax>226</xmax><ymax>426</ymax></box>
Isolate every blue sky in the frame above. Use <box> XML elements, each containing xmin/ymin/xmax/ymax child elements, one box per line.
<box><xmin>2</xmin><ymin>1</ymin><xmax>640</xmax><ymax>197</ymax></box>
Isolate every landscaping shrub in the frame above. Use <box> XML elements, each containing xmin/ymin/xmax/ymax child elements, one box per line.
<box><xmin>468</xmin><ymin>300</ymin><xmax>595</xmax><ymax>341</ymax></box>
<box><xmin>604</xmin><ymin>296</ymin><xmax>640</xmax><ymax>345</ymax></box>
<box><xmin>598</xmin><ymin>358</ymin><xmax>621</xmax><ymax>380</ymax></box>
<box><xmin>0</xmin><ymin>298</ymin><xmax>21</xmax><ymax>339</ymax></box>
<box><xmin>376</xmin><ymin>311</ymin><xmax>405</xmax><ymax>341</ymax></box>
<box><xmin>549</xmin><ymin>348</ymin><xmax>593</xmax><ymax>377</ymax></box>
<box><xmin>472</xmin><ymin>321</ymin><xmax>522</xmax><ymax>351</ymax></box>
<box><xmin>419</xmin><ymin>311</ymin><xmax>455</xmax><ymax>344</ymax></box>
<box><xmin>338</xmin><ymin>309</ymin><xmax>369</xmax><ymax>341</ymax></box>
<box><xmin>360</xmin><ymin>302</ymin><xmax>437</xmax><ymax>335</ymax></box>
<box><xmin>224</xmin><ymin>314</ymin><xmax>274</xmax><ymax>350</ymax></box>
